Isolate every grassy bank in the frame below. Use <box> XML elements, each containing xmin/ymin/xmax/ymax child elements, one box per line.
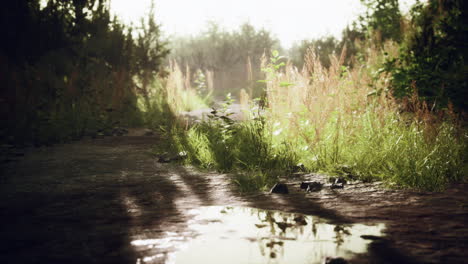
<box><xmin>155</xmin><ymin>46</ymin><xmax>467</xmax><ymax>192</ymax></box>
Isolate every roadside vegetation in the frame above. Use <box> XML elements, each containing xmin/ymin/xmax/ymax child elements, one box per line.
<box><xmin>0</xmin><ymin>0</ymin><xmax>168</xmax><ymax>145</ymax></box>
<box><xmin>2</xmin><ymin>0</ymin><xmax>466</xmax><ymax>192</ymax></box>
<box><xmin>164</xmin><ymin>46</ymin><xmax>466</xmax><ymax>192</ymax></box>
<box><xmin>154</xmin><ymin>0</ymin><xmax>467</xmax><ymax>192</ymax></box>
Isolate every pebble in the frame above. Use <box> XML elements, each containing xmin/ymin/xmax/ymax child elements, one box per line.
<box><xmin>270</xmin><ymin>183</ymin><xmax>289</xmax><ymax>194</ymax></box>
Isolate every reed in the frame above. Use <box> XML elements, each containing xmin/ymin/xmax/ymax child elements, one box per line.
<box><xmin>163</xmin><ymin>43</ymin><xmax>466</xmax><ymax>192</ymax></box>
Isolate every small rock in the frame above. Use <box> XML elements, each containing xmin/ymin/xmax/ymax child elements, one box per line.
<box><xmin>307</xmin><ymin>182</ymin><xmax>323</xmax><ymax>192</ymax></box>
<box><xmin>324</xmin><ymin>257</ymin><xmax>348</xmax><ymax>264</ymax></box>
<box><xmin>292</xmin><ymin>163</ymin><xmax>306</xmax><ymax>172</ymax></box>
<box><xmin>335</xmin><ymin>177</ymin><xmax>347</xmax><ymax>185</ymax></box>
<box><xmin>301</xmin><ymin>181</ymin><xmax>323</xmax><ymax>192</ymax></box>
<box><xmin>330</xmin><ymin>177</ymin><xmax>346</xmax><ymax>189</ymax></box>
<box><xmin>270</xmin><ymin>183</ymin><xmax>289</xmax><ymax>194</ymax></box>
<box><xmin>157</xmin><ymin>156</ymin><xmax>171</xmax><ymax>163</ymax></box>
<box><xmin>172</xmin><ymin>151</ymin><xmax>187</xmax><ymax>161</ymax></box>
<box><xmin>275</xmin><ymin>221</ymin><xmax>293</xmax><ymax>232</ymax></box>
<box><xmin>266</xmin><ymin>241</ymin><xmax>284</xmax><ymax>248</ymax></box>
<box><xmin>157</xmin><ymin>151</ymin><xmax>187</xmax><ymax>163</ymax></box>
<box><xmin>329</xmin><ymin>176</ymin><xmax>347</xmax><ymax>184</ymax></box>
<box><xmin>331</xmin><ymin>182</ymin><xmax>345</xmax><ymax>189</ymax></box>
<box><xmin>360</xmin><ymin>235</ymin><xmax>384</xmax><ymax>241</ymax></box>
<box><xmin>291</xmin><ymin>172</ymin><xmax>306</xmax><ymax>178</ymax></box>
<box><xmin>300</xmin><ymin>181</ymin><xmax>310</xmax><ymax>189</ymax></box>
<box><xmin>112</xmin><ymin>127</ymin><xmax>128</xmax><ymax>136</ymax></box>
<box><xmin>144</xmin><ymin>129</ymin><xmax>155</xmax><ymax>136</ymax></box>
<box><xmin>293</xmin><ymin>215</ymin><xmax>307</xmax><ymax>225</ymax></box>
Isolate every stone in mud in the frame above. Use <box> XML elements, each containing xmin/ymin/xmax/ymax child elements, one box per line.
<box><xmin>157</xmin><ymin>156</ymin><xmax>172</xmax><ymax>163</ymax></box>
<box><xmin>329</xmin><ymin>177</ymin><xmax>347</xmax><ymax>184</ymax></box>
<box><xmin>157</xmin><ymin>152</ymin><xmax>187</xmax><ymax>163</ymax></box>
<box><xmin>331</xmin><ymin>182</ymin><xmax>345</xmax><ymax>189</ymax></box>
<box><xmin>144</xmin><ymin>129</ymin><xmax>155</xmax><ymax>136</ymax></box>
<box><xmin>266</xmin><ymin>241</ymin><xmax>284</xmax><ymax>248</ymax></box>
<box><xmin>307</xmin><ymin>182</ymin><xmax>323</xmax><ymax>192</ymax></box>
<box><xmin>293</xmin><ymin>215</ymin><xmax>308</xmax><ymax>225</ymax></box>
<box><xmin>330</xmin><ymin>177</ymin><xmax>346</xmax><ymax>189</ymax></box>
<box><xmin>324</xmin><ymin>257</ymin><xmax>348</xmax><ymax>264</ymax></box>
<box><xmin>291</xmin><ymin>172</ymin><xmax>307</xmax><ymax>178</ymax></box>
<box><xmin>275</xmin><ymin>221</ymin><xmax>293</xmax><ymax>232</ymax></box>
<box><xmin>172</xmin><ymin>151</ymin><xmax>187</xmax><ymax>161</ymax></box>
<box><xmin>112</xmin><ymin>127</ymin><xmax>128</xmax><ymax>136</ymax></box>
<box><xmin>270</xmin><ymin>183</ymin><xmax>289</xmax><ymax>194</ymax></box>
<box><xmin>292</xmin><ymin>163</ymin><xmax>306</xmax><ymax>172</ymax></box>
<box><xmin>301</xmin><ymin>181</ymin><xmax>323</xmax><ymax>192</ymax></box>
<box><xmin>360</xmin><ymin>235</ymin><xmax>384</xmax><ymax>241</ymax></box>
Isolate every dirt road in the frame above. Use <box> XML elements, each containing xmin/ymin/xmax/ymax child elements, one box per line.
<box><xmin>0</xmin><ymin>129</ymin><xmax>466</xmax><ymax>264</ymax></box>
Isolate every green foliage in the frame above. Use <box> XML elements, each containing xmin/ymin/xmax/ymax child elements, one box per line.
<box><xmin>386</xmin><ymin>0</ymin><xmax>468</xmax><ymax>111</ymax></box>
<box><xmin>359</xmin><ymin>0</ymin><xmax>402</xmax><ymax>42</ymax></box>
<box><xmin>175</xmin><ymin>118</ymin><xmax>297</xmax><ymax>174</ymax></box>
<box><xmin>293</xmin><ymin>112</ymin><xmax>467</xmax><ymax>190</ymax></box>
<box><xmin>174</xmin><ymin>101</ymin><xmax>466</xmax><ymax>192</ymax></box>
<box><xmin>165</xmin><ymin>48</ymin><xmax>466</xmax><ymax>192</ymax></box>
<box><xmin>194</xmin><ymin>70</ymin><xmax>208</xmax><ymax>96</ymax></box>
<box><xmin>0</xmin><ymin>0</ymin><xmax>169</xmax><ymax>145</ymax></box>
<box><xmin>260</xmin><ymin>50</ymin><xmax>287</xmax><ymax>81</ymax></box>
<box><xmin>135</xmin><ymin>1</ymin><xmax>170</xmax><ymax>92</ymax></box>
<box><xmin>168</xmin><ymin>22</ymin><xmax>280</xmax><ymax>97</ymax></box>
<box><xmin>159</xmin><ymin>93</ymin><xmax>297</xmax><ymax>192</ymax></box>
<box><xmin>289</xmin><ymin>36</ymin><xmax>341</xmax><ymax>69</ymax></box>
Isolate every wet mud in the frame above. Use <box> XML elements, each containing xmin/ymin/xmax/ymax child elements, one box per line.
<box><xmin>0</xmin><ymin>129</ymin><xmax>466</xmax><ymax>263</ymax></box>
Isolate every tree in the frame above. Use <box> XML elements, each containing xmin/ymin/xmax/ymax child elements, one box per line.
<box><xmin>135</xmin><ymin>1</ymin><xmax>170</xmax><ymax>103</ymax></box>
<box><xmin>387</xmin><ymin>0</ymin><xmax>468</xmax><ymax>111</ymax></box>
<box><xmin>167</xmin><ymin>22</ymin><xmax>279</xmax><ymax>96</ymax></box>
<box><xmin>359</xmin><ymin>0</ymin><xmax>402</xmax><ymax>42</ymax></box>
<box><xmin>289</xmin><ymin>36</ymin><xmax>340</xmax><ymax>69</ymax></box>
<box><xmin>0</xmin><ymin>0</ymin><xmax>170</xmax><ymax>144</ymax></box>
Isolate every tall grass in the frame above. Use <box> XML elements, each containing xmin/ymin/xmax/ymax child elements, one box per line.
<box><xmin>139</xmin><ymin>61</ymin><xmax>211</xmax><ymax>128</ymax></box>
<box><xmin>160</xmin><ymin>43</ymin><xmax>466</xmax><ymax>192</ymax></box>
<box><xmin>167</xmin><ymin>118</ymin><xmax>298</xmax><ymax>192</ymax></box>
<box><xmin>260</xmin><ymin>43</ymin><xmax>466</xmax><ymax>190</ymax></box>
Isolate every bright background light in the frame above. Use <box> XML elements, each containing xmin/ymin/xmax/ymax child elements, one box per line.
<box><xmin>111</xmin><ymin>0</ymin><xmax>416</xmax><ymax>48</ymax></box>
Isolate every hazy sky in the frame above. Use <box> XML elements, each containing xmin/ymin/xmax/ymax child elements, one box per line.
<box><xmin>111</xmin><ymin>0</ymin><xmax>416</xmax><ymax>48</ymax></box>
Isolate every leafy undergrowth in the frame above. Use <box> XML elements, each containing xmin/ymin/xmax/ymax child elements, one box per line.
<box><xmin>157</xmin><ymin>49</ymin><xmax>467</xmax><ymax>193</ymax></box>
<box><xmin>167</xmin><ymin>110</ymin><xmax>466</xmax><ymax>193</ymax></box>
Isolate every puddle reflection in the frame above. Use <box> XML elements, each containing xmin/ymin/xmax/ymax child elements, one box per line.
<box><xmin>132</xmin><ymin>206</ymin><xmax>385</xmax><ymax>264</ymax></box>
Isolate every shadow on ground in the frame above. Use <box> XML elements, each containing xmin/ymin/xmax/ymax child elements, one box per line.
<box><xmin>1</xmin><ymin>131</ymin><xmax>466</xmax><ymax>264</ymax></box>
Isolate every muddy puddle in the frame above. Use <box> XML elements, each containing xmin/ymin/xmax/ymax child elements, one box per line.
<box><xmin>132</xmin><ymin>206</ymin><xmax>385</xmax><ymax>264</ymax></box>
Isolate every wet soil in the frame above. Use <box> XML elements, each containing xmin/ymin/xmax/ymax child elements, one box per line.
<box><xmin>0</xmin><ymin>128</ymin><xmax>467</xmax><ymax>264</ymax></box>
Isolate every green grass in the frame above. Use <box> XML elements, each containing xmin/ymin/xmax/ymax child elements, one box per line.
<box><xmin>291</xmin><ymin>112</ymin><xmax>467</xmax><ymax>190</ymax></box>
<box><xmin>151</xmin><ymin>49</ymin><xmax>467</xmax><ymax>193</ymax></box>
<box><xmin>171</xmin><ymin>118</ymin><xmax>297</xmax><ymax>172</ymax></box>
<box><xmin>168</xmin><ymin>109</ymin><xmax>466</xmax><ymax>192</ymax></box>
<box><xmin>155</xmin><ymin>117</ymin><xmax>299</xmax><ymax>193</ymax></box>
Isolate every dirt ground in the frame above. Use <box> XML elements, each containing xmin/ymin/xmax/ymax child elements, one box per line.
<box><xmin>0</xmin><ymin>128</ymin><xmax>467</xmax><ymax>264</ymax></box>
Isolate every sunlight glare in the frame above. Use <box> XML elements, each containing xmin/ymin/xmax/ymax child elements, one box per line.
<box><xmin>111</xmin><ymin>0</ymin><xmax>416</xmax><ymax>48</ymax></box>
